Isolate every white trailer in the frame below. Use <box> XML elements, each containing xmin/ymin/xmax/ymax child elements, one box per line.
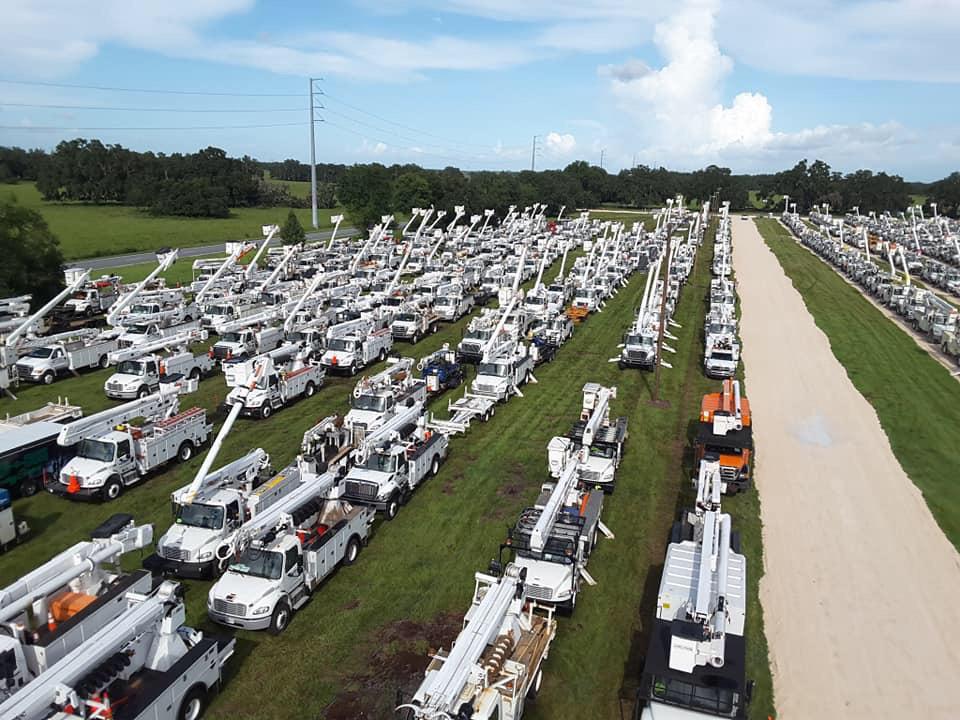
<box><xmin>50</xmin><ymin>384</ymin><xmax>211</xmax><ymax>501</ymax></box>
<box><xmin>0</xmin><ymin>515</ymin><xmax>153</xmax><ymax>696</ymax></box>
<box><xmin>0</xmin><ymin>579</ymin><xmax>234</xmax><ymax>720</ymax></box>
<box><xmin>397</xmin><ymin>563</ymin><xmax>556</xmax><ymax>720</ymax></box>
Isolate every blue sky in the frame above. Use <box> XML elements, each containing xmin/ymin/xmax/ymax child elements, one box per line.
<box><xmin>1</xmin><ymin>0</ymin><xmax>959</xmax><ymax>180</ymax></box>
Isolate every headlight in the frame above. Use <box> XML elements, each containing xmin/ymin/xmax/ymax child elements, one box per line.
<box><xmin>199</xmin><ymin>551</ymin><xmax>213</xmax><ymax>560</ymax></box>
<box><xmin>252</xmin><ymin>605</ymin><xmax>272</xmax><ymax>616</ymax></box>
<box><xmin>86</xmin><ymin>476</ymin><xmax>105</xmax><ymax>487</ymax></box>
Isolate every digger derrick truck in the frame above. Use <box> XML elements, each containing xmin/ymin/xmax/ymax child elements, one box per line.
<box><xmin>319</xmin><ymin>316</ymin><xmax>393</xmax><ymax>375</ymax></box>
<box><xmin>418</xmin><ymin>344</ymin><xmax>464</xmax><ymax>395</ymax></box>
<box><xmin>340</xmin><ymin>417</ymin><xmax>449</xmax><ymax>520</ymax></box>
<box><xmin>0</xmin><ymin>578</ymin><xmax>235</xmax><ymax>720</ymax></box>
<box><xmin>206</xmin><ymin>463</ymin><xmax>373</xmax><ymax>635</ymax></box>
<box><xmin>0</xmin><ymin>515</ymin><xmax>153</xmax><ymax>699</ymax></box>
<box><xmin>103</xmin><ymin>329</ymin><xmax>213</xmax><ymax>400</ymax></box>
<box><xmin>397</xmin><ymin>563</ymin><xmax>556</xmax><ymax>720</ymax></box>
<box><xmin>563</xmin><ymin>382</ymin><xmax>627</xmax><ymax>493</ymax></box>
<box><xmin>637</xmin><ymin>510</ymin><xmax>750</xmax><ymax>720</ymax></box>
<box><xmin>50</xmin><ymin>383</ymin><xmax>211</xmax><ymax>501</ymax></box>
<box><xmin>694</xmin><ymin>380</ymin><xmax>752</xmax><ymax>495</ymax></box>
<box><xmin>501</xmin><ymin>439</ymin><xmax>609</xmax><ymax>613</ymax></box>
<box><xmin>222</xmin><ymin>345</ymin><xmax>324</xmax><ymax>420</ymax></box>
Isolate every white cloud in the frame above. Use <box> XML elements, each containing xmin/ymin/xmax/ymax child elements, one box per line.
<box><xmin>602</xmin><ymin>0</ymin><xmax>915</xmax><ymax>169</ymax></box>
<box><xmin>544</xmin><ymin>132</ymin><xmax>577</xmax><ymax>156</ymax></box>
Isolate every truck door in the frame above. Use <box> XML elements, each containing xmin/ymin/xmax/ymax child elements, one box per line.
<box><xmin>116</xmin><ymin>439</ymin><xmax>137</xmax><ymax>481</ymax></box>
<box><xmin>281</xmin><ymin>546</ymin><xmax>303</xmax><ymax>594</ymax></box>
<box><xmin>53</xmin><ymin>348</ymin><xmax>66</xmax><ymax>371</ymax></box>
<box><xmin>146</xmin><ymin>360</ymin><xmax>159</xmax><ymax>382</ymax></box>
<box><xmin>226</xmin><ymin>500</ymin><xmax>242</xmax><ymax>530</ymax></box>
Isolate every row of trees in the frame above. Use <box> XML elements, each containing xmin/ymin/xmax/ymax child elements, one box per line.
<box><xmin>2</xmin><ymin>142</ymin><xmax>955</xmax><ymax>226</ymax></box>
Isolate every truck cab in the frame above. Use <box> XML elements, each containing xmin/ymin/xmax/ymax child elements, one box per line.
<box><xmin>620</xmin><ymin>330</ymin><xmax>658</xmax><ymax>370</ymax></box>
<box><xmin>472</xmin><ymin>348</ymin><xmax>533</xmax><ymax>402</ymax></box>
<box><xmin>104</xmin><ymin>357</ymin><xmax>163</xmax><ymax>399</ymax></box>
<box><xmin>15</xmin><ymin>345</ymin><xmax>69</xmax><ymax>384</ymax></box>
<box><xmin>704</xmin><ymin>339</ymin><xmax>739</xmax><ymax>379</ymax></box>
<box><xmin>456</xmin><ymin>326</ymin><xmax>492</xmax><ymax>364</ymax></box>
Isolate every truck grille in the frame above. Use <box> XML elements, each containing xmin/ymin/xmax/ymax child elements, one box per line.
<box><xmin>15</xmin><ymin>364</ymin><xmax>32</xmax><ymax>377</ymax></box>
<box><xmin>107</xmin><ymin>381</ymin><xmax>124</xmax><ymax>391</ymax></box>
<box><xmin>474</xmin><ymin>383</ymin><xmax>497</xmax><ymax>395</ymax></box>
<box><xmin>525</xmin><ymin>585</ymin><xmax>553</xmax><ymax>601</ymax></box>
<box><xmin>580</xmin><ymin>468</ymin><xmax>602</xmax><ymax>483</ymax></box>
<box><xmin>343</xmin><ymin>480</ymin><xmax>378</xmax><ymax>501</ymax></box>
<box><xmin>720</xmin><ymin>466</ymin><xmax>738</xmax><ymax>484</ymax></box>
<box><xmin>626</xmin><ymin>350</ymin><xmax>648</xmax><ymax>361</ymax></box>
<box><xmin>213</xmin><ymin>599</ymin><xmax>246</xmax><ymax>617</ymax></box>
<box><xmin>161</xmin><ymin>546</ymin><xmax>190</xmax><ymax>562</ymax></box>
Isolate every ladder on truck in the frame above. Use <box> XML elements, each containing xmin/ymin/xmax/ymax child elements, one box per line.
<box><xmin>56</xmin><ymin>386</ymin><xmax>184</xmax><ymax>447</ymax></box>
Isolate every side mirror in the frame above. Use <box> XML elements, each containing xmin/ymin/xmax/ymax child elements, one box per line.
<box><xmin>744</xmin><ymin>680</ymin><xmax>755</xmax><ymax>704</ymax></box>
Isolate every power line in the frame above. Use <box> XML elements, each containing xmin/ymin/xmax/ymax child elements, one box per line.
<box><xmin>321</xmin><ymin>90</ymin><xmax>493</xmax><ymax>151</ymax></box>
<box><xmin>0</xmin><ymin>102</ymin><xmax>304</xmax><ymax>113</ymax></box>
<box><xmin>0</xmin><ymin>121</ymin><xmax>306</xmax><ymax>131</ymax></box>
<box><xmin>0</xmin><ymin>78</ymin><xmax>301</xmax><ymax>97</ymax></box>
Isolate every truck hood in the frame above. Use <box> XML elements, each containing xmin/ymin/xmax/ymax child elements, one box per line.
<box><xmin>321</xmin><ymin>350</ymin><xmax>356</xmax><ymax>366</ymax></box>
<box><xmin>344</xmin><ymin>409</ymin><xmax>382</xmax><ymax>427</ymax></box>
<box><xmin>344</xmin><ymin>467</ymin><xmax>390</xmax><ymax>483</ymax></box>
<box><xmin>15</xmin><ymin>356</ymin><xmax>46</xmax><ymax>370</ymax></box>
<box><xmin>107</xmin><ymin>372</ymin><xmax>144</xmax><ymax>385</ymax></box>
<box><xmin>64</xmin><ymin>299</ymin><xmax>87</xmax><ymax>309</ymax></box>
<box><xmin>640</xmin><ymin>702</ymin><xmax>706</xmax><ymax>720</ymax></box>
<box><xmin>212</xmin><ymin>571</ymin><xmax>276</xmax><ymax>605</ymax></box>
<box><xmin>61</xmin><ymin>456</ymin><xmax>109</xmax><ymax>482</ymax></box>
<box><xmin>159</xmin><ymin>523</ymin><xmax>222</xmax><ymax>555</ymax></box>
<box><xmin>515</xmin><ymin>558</ymin><xmax>572</xmax><ymax>596</ymax></box>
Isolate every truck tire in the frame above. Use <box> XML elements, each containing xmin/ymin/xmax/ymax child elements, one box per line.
<box><xmin>189</xmin><ymin>366</ymin><xmax>201</xmax><ymax>380</ymax></box>
<box><xmin>378</xmin><ymin>348</ymin><xmax>387</xmax><ymax>362</ymax></box>
<box><xmin>260</xmin><ymin>404</ymin><xmax>272</xmax><ymax>420</ymax></box>
<box><xmin>268</xmin><ymin>600</ymin><xmax>291</xmax><ymax>635</ymax></box>
<box><xmin>176</xmin><ymin>685</ymin><xmax>206</xmax><ymax>720</ymax></box>
<box><xmin>349</xmin><ymin>362</ymin><xmax>359</xmax><ymax>377</ymax></box>
<box><xmin>413</xmin><ymin>331</ymin><xmax>421</xmax><ymax>343</ymax></box>
<box><xmin>104</xmin><ymin>477</ymin><xmax>123</xmax><ymax>501</ymax></box>
<box><xmin>18</xmin><ymin>477</ymin><xmax>39</xmax><ymax>498</ymax></box>
<box><xmin>137</xmin><ymin>386</ymin><xmax>149</xmax><ymax>399</ymax></box>
<box><xmin>385</xmin><ymin>493</ymin><xmax>400</xmax><ymax>520</ymax></box>
<box><xmin>178</xmin><ymin>441</ymin><xmax>194</xmax><ymax>462</ymax></box>
<box><xmin>98</xmin><ymin>354</ymin><xmax>109</xmax><ymax>369</ymax></box>
<box><xmin>304</xmin><ymin>381</ymin><xmax>316</xmax><ymax>398</ymax></box>
<box><xmin>343</xmin><ymin>536</ymin><xmax>361</xmax><ymax>565</ymax></box>
<box><xmin>42</xmin><ymin>371</ymin><xmax>55</xmax><ymax>385</ymax></box>
<box><xmin>430</xmin><ymin>455</ymin><xmax>441</xmax><ymax>477</ymax></box>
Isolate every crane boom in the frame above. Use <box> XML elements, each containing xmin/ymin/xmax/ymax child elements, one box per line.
<box><xmin>255</xmin><ymin>243</ymin><xmax>297</xmax><ymax>292</ymax></box>
<box><xmin>180</xmin><ymin>401</ymin><xmax>244</xmax><ymax>505</ymax></box>
<box><xmin>57</xmin><ymin>386</ymin><xmax>181</xmax><ymax>446</ymax></box>
<box><xmin>5</xmin><ymin>270</ymin><xmax>91</xmax><ymax>348</ymax></box>
<box><xmin>107</xmin><ymin>251</ymin><xmax>178</xmax><ymax>326</ymax></box>
<box><xmin>0</xmin><ymin>520</ymin><xmax>153</xmax><ymax>625</ymax></box>
<box><xmin>244</xmin><ymin>225</ymin><xmax>279</xmax><ymax>279</ymax></box>
<box><xmin>530</xmin><ymin>452</ymin><xmax>581</xmax><ymax>552</ymax></box>
<box><xmin>195</xmin><ymin>244</ymin><xmax>252</xmax><ymax>304</ymax></box>
<box><xmin>581</xmin><ymin>384</ymin><xmax>616</xmax><ymax>447</ymax></box>
<box><xmin>106</xmin><ymin>328</ymin><xmax>206</xmax><ymax>364</ymax></box>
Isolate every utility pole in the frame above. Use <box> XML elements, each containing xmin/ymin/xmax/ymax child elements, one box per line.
<box><xmin>309</xmin><ymin>77</ymin><xmax>321</xmax><ymax>229</ymax></box>
<box><xmin>600</xmin><ymin>149</ymin><xmax>605</xmax><ymax>170</ymax></box>
<box><xmin>531</xmin><ymin>135</ymin><xmax>538</xmax><ymax>171</ymax></box>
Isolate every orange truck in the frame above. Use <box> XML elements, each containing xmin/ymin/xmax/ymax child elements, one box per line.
<box><xmin>694</xmin><ymin>378</ymin><xmax>753</xmax><ymax>494</ymax></box>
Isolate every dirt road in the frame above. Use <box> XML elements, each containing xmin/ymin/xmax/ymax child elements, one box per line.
<box><xmin>731</xmin><ymin>217</ymin><xmax>960</xmax><ymax>719</ymax></box>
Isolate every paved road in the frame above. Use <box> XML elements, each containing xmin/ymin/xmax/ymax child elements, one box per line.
<box><xmin>68</xmin><ymin>227</ymin><xmax>359</xmax><ymax>270</ymax></box>
<box><xmin>732</xmin><ymin>216</ymin><xmax>960</xmax><ymax>719</ymax></box>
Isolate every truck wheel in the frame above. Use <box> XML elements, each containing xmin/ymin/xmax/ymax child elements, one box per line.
<box><xmin>430</xmin><ymin>455</ymin><xmax>440</xmax><ymax>477</ymax></box>
<box><xmin>268</xmin><ymin>600</ymin><xmax>291</xmax><ymax>635</ymax></box>
<box><xmin>98</xmin><ymin>354</ymin><xmax>109</xmax><ymax>369</ymax></box>
<box><xmin>137</xmin><ymin>386</ymin><xmax>149</xmax><ymax>399</ymax></box>
<box><xmin>349</xmin><ymin>363</ymin><xmax>358</xmax><ymax>377</ymax></box>
<box><xmin>18</xmin><ymin>477</ymin><xmax>39</xmax><ymax>498</ymax></box>
<box><xmin>42</xmin><ymin>371</ymin><xmax>55</xmax><ymax>385</ymax></box>
<box><xmin>343</xmin><ymin>536</ymin><xmax>361</xmax><ymax>565</ymax></box>
<box><xmin>189</xmin><ymin>367</ymin><xmax>201</xmax><ymax>380</ymax></box>
<box><xmin>260</xmin><ymin>404</ymin><xmax>272</xmax><ymax>419</ymax></box>
<box><xmin>527</xmin><ymin>668</ymin><xmax>543</xmax><ymax>699</ymax></box>
<box><xmin>304</xmin><ymin>381</ymin><xmax>316</xmax><ymax>398</ymax></box>
<box><xmin>104</xmin><ymin>477</ymin><xmax>123</xmax><ymax>501</ymax></box>
<box><xmin>178</xmin><ymin>442</ymin><xmax>194</xmax><ymax>462</ymax></box>
<box><xmin>176</xmin><ymin>686</ymin><xmax>206</xmax><ymax>720</ymax></box>
<box><xmin>386</xmin><ymin>494</ymin><xmax>400</xmax><ymax>520</ymax></box>
<box><xmin>378</xmin><ymin>348</ymin><xmax>387</xmax><ymax>362</ymax></box>
<box><xmin>413</xmin><ymin>331</ymin><xmax>421</xmax><ymax>343</ymax></box>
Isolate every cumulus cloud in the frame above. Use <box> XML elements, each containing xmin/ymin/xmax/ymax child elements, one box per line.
<box><xmin>544</xmin><ymin>132</ymin><xmax>577</xmax><ymax>156</ymax></box>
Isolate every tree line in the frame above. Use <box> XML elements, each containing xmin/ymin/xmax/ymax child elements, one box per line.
<box><xmin>1</xmin><ymin>141</ymin><xmax>956</xmax><ymax>227</ymax></box>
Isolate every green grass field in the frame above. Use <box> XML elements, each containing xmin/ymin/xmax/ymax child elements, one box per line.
<box><xmin>266</xmin><ymin>177</ymin><xmax>313</xmax><ymax>199</ymax></box>
<box><xmin>756</xmin><ymin>218</ymin><xmax>960</xmax><ymax>551</ymax></box>
<box><xmin>0</xmin><ymin>181</ymin><xmax>343</xmax><ymax>261</ymax></box>
<box><xmin>0</xmin><ymin>235</ymin><xmax>774</xmax><ymax>719</ymax></box>
<box><xmin>587</xmin><ymin>209</ymin><xmax>656</xmax><ymax>231</ymax></box>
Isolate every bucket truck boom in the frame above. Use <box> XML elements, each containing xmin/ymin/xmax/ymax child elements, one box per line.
<box><xmin>107</xmin><ymin>250</ymin><xmax>178</xmax><ymax>326</ymax></box>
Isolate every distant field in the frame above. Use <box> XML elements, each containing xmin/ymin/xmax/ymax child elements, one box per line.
<box><xmin>587</xmin><ymin>209</ymin><xmax>656</xmax><ymax>230</ymax></box>
<box><xmin>0</xmin><ymin>181</ymin><xmax>343</xmax><ymax>261</ymax></box>
<box><xmin>266</xmin><ymin>177</ymin><xmax>313</xmax><ymax>199</ymax></box>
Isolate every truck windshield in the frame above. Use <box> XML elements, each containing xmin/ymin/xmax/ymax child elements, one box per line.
<box><xmin>525</xmin><ymin>296</ymin><xmax>545</xmax><ymax>306</ymax></box>
<box><xmin>26</xmin><ymin>347</ymin><xmax>54</xmax><ymax>358</ymax></box>
<box><xmin>228</xmin><ymin>548</ymin><xmax>283</xmax><ymax>580</ymax></box>
<box><xmin>176</xmin><ymin>502</ymin><xmax>225</xmax><ymax>530</ymax></box>
<box><xmin>327</xmin><ymin>338</ymin><xmax>355</xmax><ymax>352</ymax></box>
<box><xmin>77</xmin><ymin>439</ymin><xmax>115</xmax><ymax>462</ymax></box>
<box><xmin>127</xmin><ymin>324</ymin><xmax>150</xmax><ymax>335</ymax></box>
<box><xmin>710</xmin><ymin>352</ymin><xmax>735</xmax><ymax>362</ymax></box>
<box><xmin>130</xmin><ymin>304</ymin><xmax>155</xmax><ymax>314</ymax></box>
<box><xmin>361</xmin><ymin>453</ymin><xmax>396</xmax><ymax>472</ymax></box>
<box><xmin>588</xmin><ymin>444</ymin><xmax>616</xmax><ymax>459</ymax></box>
<box><xmin>395</xmin><ymin>313</ymin><xmax>417</xmax><ymax>322</ymax></box>
<box><xmin>352</xmin><ymin>394</ymin><xmax>387</xmax><ymax>412</ymax></box>
<box><xmin>208</xmin><ymin>306</ymin><xmax>231</xmax><ymax>316</ymax></box>
<box><xmin>221</xmin><ymin>332</ymin><xmax>242</xmax><ymax>343</ymax></box>
<box><xmin>117</xmin><ymin>360</ymin><xmax>144</xmax><ymax>375</ymax></box>
<box><xmin>478</xmin><ymin>362</ymin><xmax>508</xmax><ymax>377</ymax></box>
<box><xmin>650</xmin><ymin>674</ymin><xmax>738</xmax><ymax>716</ymax></box>
<box><xmin>464</xmin><ymin>329</ymin><xmax>491</xmax><ymax>341</ymax></box>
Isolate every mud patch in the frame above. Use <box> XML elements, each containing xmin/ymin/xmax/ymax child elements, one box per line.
<box><xmin>341</xmin><ymin>598</ymin><xmax>360</xmax><ymax>611</ymax></box>
<box><xmin>323</xmin><ymin>613</ymin><xmax>463</xmax><ymax>719</ymax></box>
<box><xmin>441</xmin><ymin>470</ymin><xmax>464</xmax><ymax>495</ymax></box>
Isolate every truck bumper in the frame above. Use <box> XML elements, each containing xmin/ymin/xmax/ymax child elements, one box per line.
<box><xmin>620</xmin><ymin>356</ymin><xmax>654</xmax><ymax>370</ymax></box>
<box><xmin>105</xmin><ymin>388</ymin><xmax>140</xmax><ymax>400</ymax></box>
<box><xmin>144</xmin><ymin>553</ymin><xmax>217</xmax><ymax>579</ymax></box>
<box><xmin>46</xmin><ymin>482</ymin><xmax>103</xmax><ymax>502</ymax></box>
<box><xmin>208</xmin><ymin>608</ymin><xmax>272</xmax><ymax>631</ymax></box>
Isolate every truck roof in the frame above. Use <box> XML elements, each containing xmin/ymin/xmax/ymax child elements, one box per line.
<box><xmin>0</xmin><ymin>421</ymin><xmax>63</xmax><ymax>456</ymax></box>
<box><xmin>696</xmin><ymin>422</ymin><xmax>753</xmax><ymax>451</ymax></box>
<box><xmin>700</xmin><ymin>393</ymin><xmax>751</xmax><ymax>426</ymax></box>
